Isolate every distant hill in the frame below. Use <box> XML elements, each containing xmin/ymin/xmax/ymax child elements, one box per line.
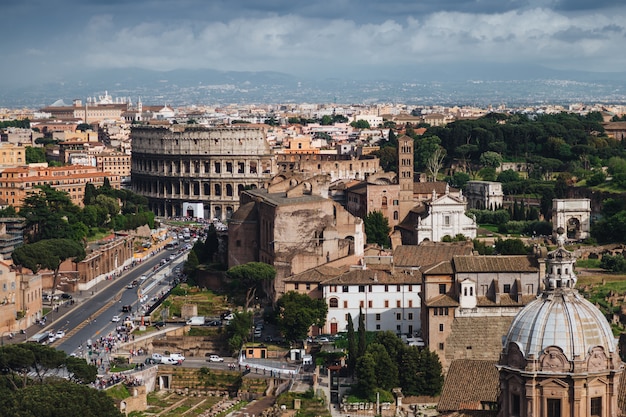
<box><xmin>2</xmin><ymin>65</ymin><xmax>626</xmax><ymax>108</ymax></box>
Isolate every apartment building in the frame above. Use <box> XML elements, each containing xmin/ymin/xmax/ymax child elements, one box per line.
<box><xmin>0</xmin><ymin>164</ymin><xmax>120</xmax><ymax>209</ymax></box>
<box><xmin>321</xmin><ymin>268</ymin><xmax>422</xmax><ymax>336</ymax></box>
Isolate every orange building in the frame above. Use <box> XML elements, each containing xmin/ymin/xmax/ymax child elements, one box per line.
<box><xmin>0</xmin><ymin>164</ymin><xmax>120</xmax><ymax>209</ymax></box>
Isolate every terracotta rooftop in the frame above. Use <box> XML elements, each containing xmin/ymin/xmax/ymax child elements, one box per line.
<box><xmin>476</xmin><ymin>294</ymin><xmax>538</xmax><ymax>307</ymax></box>
<box><xmin>321</xmin><ymin>268</ymin><xmax>421</xmax><ymax>285</ymax></box>
<box><xmin>394</xmin><ymin>242</ymin><xmax>473</xmax><ymax>268</ymax></box>
<box><xmin>421</xmin><ymin>260</ymin><xmax>454</xmax><ymax>275</ymax></box>
<box><xmin>284</xmin><ymin>265</ymin><xmax>344</xmax><ymax>283</ymax></box>
<box><xmin>437</xmin><ymin>359</ymin><xmax>499</xmax><ymax>413</ymax></box>
<box><xmin>453</xmin><ymin>255</ymin><xmax>539</xmax><ymax>273</ymax></box>
<box><xmin>413</xmin><ymin>181</ymin><xmax>457</xmax><ymax>195</ymax></box>
<box><xmin>424</xmin><ymin>294</ymin><xmax>459</xmax><ymax>308</ymax></box>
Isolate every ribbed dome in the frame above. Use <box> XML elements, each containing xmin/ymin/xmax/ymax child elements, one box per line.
<box><xmin>503</xmin><ymin>288</ymin><xmax>615</xmax><ymax>361</ymax></box>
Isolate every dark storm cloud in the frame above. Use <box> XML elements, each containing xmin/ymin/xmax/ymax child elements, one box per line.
<box><xmin>1</xmin><ymin>0</ymin><xmax>625</xmax><ymax>87</ymax></box>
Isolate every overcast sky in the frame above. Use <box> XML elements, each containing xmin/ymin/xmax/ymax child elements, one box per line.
<box><xmin>2</xmin><ymin>0</ymin><xmax>625</xmax><ymax>87</ymax></box>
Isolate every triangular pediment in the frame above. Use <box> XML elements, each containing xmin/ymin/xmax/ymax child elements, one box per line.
<box><xmin>537</xmin><ymin>378</ymin><xmax>569</xmax><ymax>389</ymax></box>
<box><xmin>431</xmin><ymin>194</ymin><xmax>465</xmax><ymax>205</ymax></box>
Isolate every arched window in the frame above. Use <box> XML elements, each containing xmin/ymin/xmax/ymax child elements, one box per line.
<box><xmin>382</xmin><ymin>196</ymin><xmax>388</xmax><ymax>207</ymax></box>
<box><xmin>393</xmin><ymin>211</ymin><xmax>399</xmax><ymax>220</ymax></box>
<box><xmin>226</xmin><ymin>184</ymin><xmax>233</xmax><ymax>197</ymax></box>
<box><xmin>329</xmin><ymin>298</ymin><xmax>339</xmax><ymax>308</ymax></box>
<box><xmin>215</xmin><ymin>184</ymin><xmax>221</xmax><ymax>196</ymax></box>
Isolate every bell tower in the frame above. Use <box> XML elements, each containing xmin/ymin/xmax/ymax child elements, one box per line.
<box><xmin>397</xmin><ymin>134</ymin><xmax>414</xmax><ymax>221</ymax></box>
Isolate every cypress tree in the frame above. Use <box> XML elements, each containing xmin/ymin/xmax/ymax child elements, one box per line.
<box><xmin>358</xmin><ymin>307</ymin><xmax>366</xmax><ymax>358</ymax></box>
<box><xmin>347</xmin><ymin>313</ymin><xmax>357</xmax><ymax>376</ymax></box>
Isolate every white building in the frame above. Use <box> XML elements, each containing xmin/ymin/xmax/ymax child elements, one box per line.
<box><xmin>321</xmin><ymin>269</ymin><xmax>421</xmax><ymax>336</ymax></box>
<box><xmin>415</xmin><ymin>190</ymin><xmax>478</xmax><ymax>243</ymax></box>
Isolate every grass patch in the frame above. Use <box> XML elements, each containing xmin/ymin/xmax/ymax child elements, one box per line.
<box><xmin>152</xmin><ymin>286</ymin><xmax>230</xmax><ymax>320</ymax></box>
<box><xmin>277</xmin><ymin>390</ymin><xmax>331</xmax><ymax>417</ymax></box>
<box><xmin>106</xmin><ymin>383</ymin><xmax>130</xmax><ymax>400</ymax></box>
<box><xmin>576</xmin><ymin>259</ymin><xmax>602</xmax><ymax>268</ymax></box>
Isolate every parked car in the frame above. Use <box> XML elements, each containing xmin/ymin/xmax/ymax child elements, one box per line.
<box><xmin>145</xmin><ymin>357</ymin><xmax>158</xmax><ymax>365</ymax></box>
<box><xmin>111</xmin><ymin>315</ymin><xmax>121</xmax><ymax>322</ymax></box>
<box><xmin>151</xmin><ymin>353</ymin><xmax>164</xmax><ymax>361</ymax></box>
<box><xmin>208</xmin><ymin>355</ymin><xmax>224</xmax><ymax>362</ymax></box>
<box><xmin>60</xmin><ymin>293</ymin><xmax>72</xmax><ymax>300</ymax></box>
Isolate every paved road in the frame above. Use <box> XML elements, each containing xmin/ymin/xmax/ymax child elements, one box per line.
<box><xmin>36</xmin><ymin>248</ymin><xmax>188</xmax><ymax>357</ymax></box>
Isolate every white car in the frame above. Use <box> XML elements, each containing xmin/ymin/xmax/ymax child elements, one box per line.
<box><xmin>170</xmin><ymin>353</ymin><xmax>185</xmax><ymax>362</ymax></box>
<box><xmin>55</xmin><ymin>330</ymin><xmax>65</xmax><ymax>339</ymax></box>
<box><xmin>111</xmin><ymin>315</ymin><xmax>121</xmax><ymax>322</ymax></box>
<box><xmin>161</xmin><ymin>357</ymin><xmax>180</xmax><ymax>365</ymax></box>
<box><xmin>139</xmin><ymin>275</ymin><xmax>147</xmax><ymax>281</ymax></box>
<box><xmin>208</xmin><ymin>355</ymin><xmax>224</xmax><ymax>362</ymax></box>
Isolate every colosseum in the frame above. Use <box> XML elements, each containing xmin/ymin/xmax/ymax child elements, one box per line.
<box><xmin>131</xmin><ymin>124</ymin><xmax>275</xmax><ymax>220</ymax></box>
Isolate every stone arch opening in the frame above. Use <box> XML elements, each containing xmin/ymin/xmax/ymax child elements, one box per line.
<box><xmin>567</xmin><ymin>217</ymin><xmax>581</xmax><ymax>240</ymax></box>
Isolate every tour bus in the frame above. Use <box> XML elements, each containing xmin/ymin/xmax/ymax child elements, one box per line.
<box><xmin>28</xmin><ymin>331</ymin><xmax>50</xmax><ymax>344</ymax></box>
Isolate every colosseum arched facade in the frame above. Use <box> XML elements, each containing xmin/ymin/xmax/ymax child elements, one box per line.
<box><xmin>131</xmin><ymin>124</ymin><xmax>275</xmax><ymax>220</ymax></box>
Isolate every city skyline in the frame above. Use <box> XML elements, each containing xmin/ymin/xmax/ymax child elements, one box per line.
<box><xmin>2</xmin><ymin>0</ymin><xmax>626</xmax><ymax>92</ymax></box>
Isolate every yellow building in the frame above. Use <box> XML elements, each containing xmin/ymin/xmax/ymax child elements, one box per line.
<box><xmin>0</xmin><ymin>261</ymin><xmax>42</xmax><ymax>334</ymax></box>
<box><xmin>96</xmin><ymin>151</ymin><xmax>131</xmax><ymax>180</ymax></box>
<box><xmin>0</xmin><ymin>143</ymin><xmax>26</xmax><ymax>167</ymax></box>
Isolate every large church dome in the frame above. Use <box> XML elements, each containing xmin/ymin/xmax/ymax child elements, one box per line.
<box><xmin>498</xmin><ymin>232</ymin><xmax>622</xmax><ymax>417</ymax></box>
<box><xmin>503</xmin><ymin>289</ymin><xmax>616</xmax><ymax>361</ymax></box>
<box><xmin>503</xmin><ymin>233</ymin><xmax>616</xmax><ymax>363</ymax></box>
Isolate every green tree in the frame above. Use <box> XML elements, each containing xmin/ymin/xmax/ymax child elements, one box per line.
<box><xmin>449</xmin><ymin>172</ymin><xmax>470</xmax><ymax>189</ymax></box>
<box><xmin>83</xmin><ymin>183</ymin><xmax>97</xmax><ymax>206</ymax></box>
<box><xmin>347</xmin><ymin>313</ymin><xmax>357</xmax><ymax>376</ymax></box>
<box><xmin>276</xmin><ymin>291</ymin><xmax>328</xmax><ymax>342</ymax></box>
<box><xmin>494</xmin><ymin>238</ymin><xmax>529</xmax><ymax>255</ymax></box>
<box><xmin>65</xmin><ymin>356</ymin><xmax>98</xmax><ymax>384</ymax></box>
<box><xmin>355</xmin><ymin>353</ymin><xmax>377</xmax><ymax>398</ymax></box>
<box><xmin>479</xmin><ymin>151</ymin><xmax>502</xmax><ymax>169</ymax></box>
<box><xmin>415</xmin><ymin>135</ymin><xmax>443</xmax><ymax>172</ymax></box>
<box><xmin>183</xmin><ymin>249</ymin><xmax>199</xmax><ymax>281</ymax></box>
<box><xmin>1</xmin><ymin>380</ymin><xmax>123</xmax><ymax>416</ymax></box>
<box><xmin>371</xmin><ymin>146</ymin><xmax>397</xmax><ymax>173</ymax></box>
<box><xmin>419</xmin><ymin>348</ymin><xmax>444</xmax><ymax>396</ymax></box>
<box><xmin>358</xmin><ymin>307</ymin><xmax>366</xmax><ymax>358</ymax></box>
<box><xmin>497</xmin><ymin>169</ymin><xmax>520</xmax><ymax>183</ymax></box>
<box><xmin>425</xmin><ymin>145</ymin><xmax>447</xmax><ymax>181</ymax></box>
<box><xmin>374</xmin><ymin>331</ymin><xmax>405</xmax><ymax>364</ymax></box>
<box><xmin>399</xmin><ymin>346</ymin><xmax>444</xmax><ymax>397</ymax></box>
<box><xmin>350</xmin><ymin>120</ymin><xmax>371</xmax><ymax>129</ymax></box>
<box><xmin>12</xmin><ymin>239</ymin><xmax>86</xmax><ymax>300</ymax></box>
<box><xmin>366</xmin><ymin>343</ymin><xmax>399</xmax><ymax>390</ymax></box>
<box><xmin>320</xmin><ymin>115</ymin><xmax>333</xmax><ymax>125</ymax></box>
<box><xmin>226</xmin><ymin>262</ymin><xmax>276</xmax><ymax>308</ymax></box>
<box><xmin>95</xmin><ymin>194</ymin><xmax>120</xmax><ymax>219</ymax></box>
<box><xmin>19</xmin><ymin>185</ymin><xmax>84</xmax><ymax>242</ymax></box>
<box><xmin>25</xmin><ymin>146</ymin><xmax>46</xmax><ymax>164</ymax></box>
<box><xmin>364</xmin><ymin>211</ymin><xmax>391</xmax><ymax>248</ymax></box>
<box><xmin>225</xmin><ymin>311</ymin><xmax>253</xmax><ymax>353</ymax></box>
